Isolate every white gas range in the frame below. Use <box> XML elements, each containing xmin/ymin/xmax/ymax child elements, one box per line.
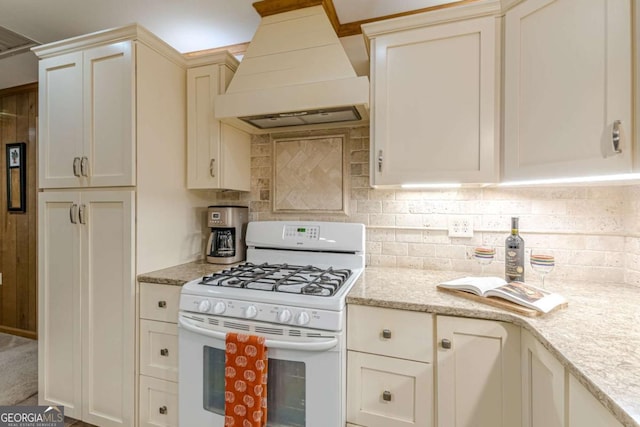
<box><xmin>178</xmin><ymin>221</ymin><xmax>365</xmax><ymax>427</ymax></box>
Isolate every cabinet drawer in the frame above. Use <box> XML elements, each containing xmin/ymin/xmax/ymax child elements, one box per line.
<box><xmin>348</xmin><ymin>305</ymin><xmax>433</xmax><ymax>362</ymax></box>
<box><xmin>347</xmin><ymin>351</ymin><xmax>433</xmax><ymax>427</ymax></box>
<box><xmin>139</xmin><ymin>375</ymin><xmax>178</xmax><ymax>427</ymax></box>
<box><xmin>140</xmin><ymin>282</ymin><xmax>181</xmax><ymax>323</ymax></box>
<box><xmin>140</xmin><ymin>320</ymin><xmax>178</xmax><ymax>382</ymax></box>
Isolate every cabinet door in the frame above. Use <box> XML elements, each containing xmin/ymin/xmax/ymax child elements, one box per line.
<box><xmin>187</xmin><ymin>64</ymin><xmax>222</xmax><ymax>189</ymax></box>
<box><xmin>187</xmin><ymin>65</ymin><xmax>251</xmax><ymax>191</ymax></box>
<box><xmin>370</xmin><ymin>16</ymin><xmax>498</xmax><ymax>186</ymax></box>
<box><xmin>347</xmin><ymin>352</ymin><xmax>433</xmax><ymax>427</ymax></box>
<box><xmin>522</xmin><ymin>329</ymin><xmax>565</xmax><ymax>427</ymax></box>
<box><xmin>83</xmin><ymin>42</ymin><xmax>135</xmax><ymax>187</ymax></box>
<box><xmin>139</xmin><ymin>376</ymin><xmax>179</xmax><ymax>427</ymax></box>
<box><xmin>38</xmin><ymin>192</ymin><xmax>82</xmax><ymax>418</ymax></box>
<box><xmin>568</xmin><ymin>374</ymin><xmax>622</xmax><ymax>427</ymax></box>
<box><xmin>38</xmin><ymin>52</ymin><xmax>83</xmax><ymax>188</ymax></box>
<box><xmin>80</xmin><ymin>190</ymin><xmax>135</xmax><ymax>427</ymax></box>
<box><xmin>504</xmin><ymin>0</ymin><xmax>632</xmax><ymax>181</ymax></box>
<box><xmin>436</xmin><ymin>316</ymin><xmax>521</xmax><ymax>427</ymax></box>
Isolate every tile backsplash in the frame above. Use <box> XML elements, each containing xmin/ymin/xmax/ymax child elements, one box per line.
<box><xmin>212</xmin><ymin>127</ymin><xmax>640</xmax><ymax>287</ymax></box>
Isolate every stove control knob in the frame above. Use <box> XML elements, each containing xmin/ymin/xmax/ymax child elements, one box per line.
<box><xmin>245</xmin><ymin>305</ymin><xmax>258</xmax><ymax>319</ymax></box>
<box><xmin>277</xmin><ymin>309</ymin><xmax>292</xmax><ymax>323</ymax></box>
<box><xmin>213</xmin><ymin>301</ymin><xmax>226</xmax><ymax>314</ymax></box>
<box><xmin>198</xmin><ymin>300</ymin><xmax>211</xmax><ymax>313</ymax></box>
<box><xmin>295</xmin><ymin>311</ymin><xmax>310</xmax><ymax>326</ymax></box>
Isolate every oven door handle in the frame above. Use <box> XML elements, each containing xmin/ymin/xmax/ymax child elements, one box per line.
<box><xmin>179</xmin><ymin>317</ymin><xmax>339</xmax><ymax>352</ymax></box>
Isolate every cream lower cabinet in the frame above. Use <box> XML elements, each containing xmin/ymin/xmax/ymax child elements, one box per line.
<box><xmin>568</xmin><ymin>374</ymin><xmax>622</xmax><ymax>427</ymax></box>
<box><xmin>187</xmin><ymin>53</ymin><xmax>251</xmax><ymax>191</ymax></box>
<box><xmin>436</xmin><ymin>315</ymin><xmax>521</xmax><ymax>427</ymax></box>
<box><xmin>362</xmin><ymin>7</ymin><xmax>500</xmax><ymax>187</ymax></box>
<box><xmin>38</xmin><ymin>190</ymin><xmax>135</xmax><ymax>426</ymax></box>
<box><xmin>347</xmin><ymin>305</ymin><xmax>434</xmax><ymax>427</ymax></box>
<box><xmin>139</xmin><ymin>282</ymin><xmax>181</xmax><ymax>427</ymax></box>
<box><xmin>503</xmin><ymin>0</ymin><xmax>632</xmax><ymax>181</ymax></box>
<box><xmin>522</xmin><ymin>329</ymin><xmax>565</xmax><ymax>427</ymax></box>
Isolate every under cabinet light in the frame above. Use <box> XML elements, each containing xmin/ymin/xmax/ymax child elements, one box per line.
<box><xmin>499</xmin><ymin>173</ymin><xmax>640</xmax><ymax>187</ymax></box>
<box><xmin>401</xmin><ymin>183</ymin><xmax>463</xmax><ymax>189</ymax></box>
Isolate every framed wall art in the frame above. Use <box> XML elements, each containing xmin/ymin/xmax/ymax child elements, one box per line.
<box><xmin>6</xmin><ymin>142</ymin><xmax>26</xmax><ymax>213</ymax></box>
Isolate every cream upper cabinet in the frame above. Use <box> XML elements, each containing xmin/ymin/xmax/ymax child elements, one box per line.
<box><xmin>522</xmin><ymin>329</ymin><xmax>565</xmax><ymax>427</ymax></box>
<box><xmin>503</xmin><ymin>0</ymin><xmax>632</xmax><ymax>181</ymax></box>
<box><xmin>187</xmin><ymin>55</ymin><xmax>250</xmax><ymax>191</ymax></box>
<box><xmin>39</xmin><ymin>190</ymin><xmax>135</xmax><ymax>426</ymax></box>
<box><xmin>39</xmin><ymin>41</ymin><xmax>135</xmax><ymax>188</ymax></box>
<box><xmin>436</xmin><ymin>315</ymin><xmax>521</xmax><ymax>427</ymax></box>
<box><xmin>363</xmin><ymin>7</ymin><xmax>500</xmax><ymax>187</ymax></box>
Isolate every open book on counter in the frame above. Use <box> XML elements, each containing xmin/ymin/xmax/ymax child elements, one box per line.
<box><xmin>438</xmin><ymin>276</ymin><xmax>567</xmax><ymax>314</ymax></box>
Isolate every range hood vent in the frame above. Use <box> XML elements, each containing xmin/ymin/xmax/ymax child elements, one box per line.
<box><xmin>240</xmin><ymin>106</ymin><xmax>361</xmax><ymax>130</ymax></box>
<box><xmin>215</xmin><ymin>5</ymin><xmax>369</xmax><ymax>134</ymax></box>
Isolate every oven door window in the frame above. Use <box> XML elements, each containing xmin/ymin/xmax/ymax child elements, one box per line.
<box><xmin>203</xmin><ymin>346</ymin><xmax>306</xmax><ymax>426</ymax></box>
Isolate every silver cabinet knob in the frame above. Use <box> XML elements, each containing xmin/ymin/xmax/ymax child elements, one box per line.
<box><xmin>159</xmin><ymin>406</ymin><xmax>167</xmax><ymax>415</ymax></box>
<box><xmin>441</xmin><ymin>338</ymin><xmax>452</xmax><ymax>349</ymax></box>
<box><xmin>160</xmin><ymin>348</ymin><xmax>169</xmax><ymax>357</ymax></box>
<box><xmin>158</xmin><ymin>301</ymin><xmax>167</xmax><ymax>308</ymax></box>
<box><xmin>382</xmin><ymin>390</ymin><xmax>392</xmax><ymax>402</ymax></box>
<box><xmin>382</xmin><ymin>329</ymin><xmax>392</xmax><ymax>339</ymax></box>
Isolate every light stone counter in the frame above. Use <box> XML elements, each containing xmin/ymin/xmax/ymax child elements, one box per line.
<box><xmin>137</xmin><ymin>260</ymin><xmax>240</xmax><ymax>286</ymax></box>
<box><xmin>347</xmin><ymin>267</ymin><xmax>640</xmax><ymax>427</ymax></box>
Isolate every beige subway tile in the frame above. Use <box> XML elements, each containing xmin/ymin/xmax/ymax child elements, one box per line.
<box><xmin>367</xmin><ymin>228</ymin><xmax>396</xmax><ymax>242</ymax></box>
<box><xmin>435</xmin><ymin>245</ymin><xmax>467</xmax><ymax>260</ymax></box>
<box><xmin>382</xmin><ymin>242</ymin><xmax>409</xmax><ymax>256</ymax></box>
<box><xmin>396</xmin><ymin>230</ymin><xmax>423</xmax><ymax>243</ymax></box>
<box><xmin>423</xmin><ymin>258</ymin><xmax>452</xmax><ymax>271</ymax></box>
<box><xmin>382</xmin><ymin>200</ymin><xmax>410</xmax><ymax>214</ymax></box>
<box><xmin>369</xmin><ymin>190</ymin><xmax>397</xmax><ymax>201</ymax></box>
<box><xmin>421</xmin><ymin>230</ymin><xmax>451</xmax><ymax>244</ymax></box>
<box><xmin>366</xmin><ymin>241</ymin><xmax>382</xmax><ymax>254</ymax></box>
<box><xmin>369</xmin><ymin>254</ymin><xmax>397</xmax><ymax>267</ymax></box>
<box><xmin>397</xmin><ymin>257</ymin><xmax>424</xmax><ymax>269</ymax></box>
<box><xmin>407</xmin><ymin>243</ymin><xmax>436</xmax><ymax>257</ymax></box>
<box><xmin>369</xmin><ymin>214</ymin><xmax>396</xmax><ymax>226</ymax></box>
<box><xmin>395</xmin><ymin>214</ymin><xmax>425</xmax><ymax>227</ymax></box>
<box><xmin>357</xmin><ymin>200</ymin><xmax>382</xmax><ymax>213</ymax></box>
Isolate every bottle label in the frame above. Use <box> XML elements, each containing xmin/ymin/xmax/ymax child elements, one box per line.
<box><xmin>505</xmin><ymin>249</ymin><xmax>525</xmax><ymax>281</ymax></box>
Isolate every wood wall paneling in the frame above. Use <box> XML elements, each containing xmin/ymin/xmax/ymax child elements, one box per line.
<box><xmin>0</xmin><ymin>83</ymin><xmax>37</xmax><ymax>339</ymax></box>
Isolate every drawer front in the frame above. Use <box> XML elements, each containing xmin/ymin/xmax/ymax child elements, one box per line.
<box><xmin>348</xmin><ymin>305</ymin><xmax>433</xmax><ymax>362</ymax></box>
<box><xmin>347</xmin><ymin>351</ymin><xmax>433</xmax><ymax>427</ymax></box>
<box><xmin>140</xmin><ymin>282</ymin><xmax>181</xmax><ymax>323</ymax></box>
<box><xmin>139</xmin><ymin>375</ymin><xmax>178</xmax><ymax>427</ymax></box>
<box><xmin>140</xmin><ymin>320</ymin><xmax>178</xmax><ymax>382</ymax></box>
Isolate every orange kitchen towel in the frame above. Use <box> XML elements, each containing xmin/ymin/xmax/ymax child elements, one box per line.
<box><xmin>225</xmin><ymin>333</ymin><xmax>268</xmax><ymax>427</ymax></box>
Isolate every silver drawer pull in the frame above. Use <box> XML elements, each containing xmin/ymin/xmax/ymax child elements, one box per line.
<box><xmin>73</xmin><ymin>157</ymin><xmax>81</xmax><ymax>177</ymax></box>
<box><xmin>80</xmin><ymin>156</ymin><xmax>89</xmax><ymax>177</ymax></box>
<box><xmin>160</xmin><ymin>348</ymin><xmax>169</xmax><ymax>357</ymax></box>
<box><xmin>442</xmin><ymin>338</ymin><xmax>452</xmax><ymax>349</ymax></box>
<box><xmin>382</xmin><ymin>329</ymin><xmax>392</xmax><ymax>339</ymax></box>
<box><xmin>69</xmin><ymin>204</ymin><xmax>78</xmax><ymax>224</ymax></box>
<box><xmin>158</xmin><ymin>301</ymin><xmax>167</xmax><ymax>308</ymax></box>
<box><xmin>209</xmin><ymin>158</ymin><xmax>216</xmax><ymax>177</ymax></box>
<box><xmin>78</xmin><ymin>204</ymin><xmax>86</xmax><ymax>225</ymax></box>
<box><xmin>612</xmin><ymin>120</ymin><xmax>622</xmax><ymax>154</ymax></box>
<box><xmin>382</xmin><ymin>390</ymin><xmax>392</xmax><ymax>402</ymax></box>
<box><xmin>159</xmin><ymin>406</ymin><xmax>167</xmax><ymax>415</ymax></box>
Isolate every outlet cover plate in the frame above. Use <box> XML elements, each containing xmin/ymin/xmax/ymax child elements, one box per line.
<box><xmin>448</xmin><ymin>215</ymin><xmax>474</xmax><ymax>238</ymax></box>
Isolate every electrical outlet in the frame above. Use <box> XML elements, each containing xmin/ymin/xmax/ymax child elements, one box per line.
<box><xmin>448</xmin><ymin>215</ymin><xmax>474</xmax><ymax>238</ymax></box>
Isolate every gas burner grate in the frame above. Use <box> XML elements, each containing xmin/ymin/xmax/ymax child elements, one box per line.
<box><xmin>199</xmin><ymin>262</ymin><xmax>352</xmax><ymax>297</ymax></box>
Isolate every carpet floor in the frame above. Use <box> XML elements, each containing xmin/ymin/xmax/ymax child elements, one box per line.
<box><xmin>0</xmin><ymin>332</ymin><xmax>38</xmax><ymax>405</ymax></box>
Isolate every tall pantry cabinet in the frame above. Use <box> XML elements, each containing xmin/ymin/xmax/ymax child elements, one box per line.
<box><xmin>34</xmin><ymin>25</ymin><xmax>209</xmax><ymax>426</ymax></box>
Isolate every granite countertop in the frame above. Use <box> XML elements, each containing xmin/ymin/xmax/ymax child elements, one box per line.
<box><xmin>138</xmin><ymin>262</ymin><xmax>640</xmax><ymax>427</ymax></box>
<box><xmin>137</xmin><ymin>260</ymin><xmax>241</xmax><ymax>285</ymax></box>
<box><xmin>347</xmin><ymin>267</ymin><xmax>640</xmax><ymax>427</ymax></box>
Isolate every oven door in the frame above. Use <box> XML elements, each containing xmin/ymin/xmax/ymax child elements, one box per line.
<box><xmin>178</xmin><ymin>314</ymin><xmax>345</xmax><ymax>427</ymax></box>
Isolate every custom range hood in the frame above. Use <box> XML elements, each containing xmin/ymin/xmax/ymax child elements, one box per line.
<box><xmin>215</xmin><ymin>4</ymin><xmax>369</xmax><ymax>133</ymax></box>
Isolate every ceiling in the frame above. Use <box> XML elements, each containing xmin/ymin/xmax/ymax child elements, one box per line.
<box><xmin>0</xmin><ymin>0</ymin><xmax>460</xmax><ymax>90</ymax></box>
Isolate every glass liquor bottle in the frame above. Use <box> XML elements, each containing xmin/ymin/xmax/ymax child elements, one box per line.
<box><xmin>505</xmin><ymin>217</ymin><xmax>525</xmax><ymax>282</ymax></box>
